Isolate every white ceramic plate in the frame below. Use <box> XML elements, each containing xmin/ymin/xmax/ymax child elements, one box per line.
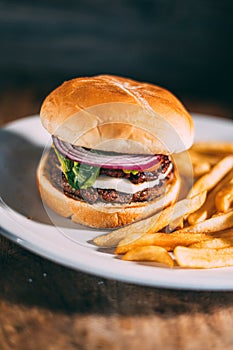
<box><xmin>0</xmin><ymin>114</ymin><xmax>233</xmax><ymax>290</ymax></box>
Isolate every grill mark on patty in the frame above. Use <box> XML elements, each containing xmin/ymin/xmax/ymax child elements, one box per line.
<box><xmin>46</xmin><ymin>149</ymin><xmax>174</xmax><ymax>204</ymax></box>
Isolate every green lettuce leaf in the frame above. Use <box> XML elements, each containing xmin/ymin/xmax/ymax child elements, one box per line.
<box><xmin>53</xmin><ymin>147</ymin><xmax>100</xmax><ymax>190</ymax></box>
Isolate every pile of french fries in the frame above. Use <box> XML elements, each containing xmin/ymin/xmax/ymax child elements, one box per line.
<box><xmin>94</xmin><ymin>142</ymin><xmax>233</xmax><ymax>269</ymax></box>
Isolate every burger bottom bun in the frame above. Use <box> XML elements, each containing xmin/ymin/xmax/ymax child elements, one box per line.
<box><xmin>37</xmin><ymin>152</ymin><xmax>181</xmax><ymax>228</ymax></box>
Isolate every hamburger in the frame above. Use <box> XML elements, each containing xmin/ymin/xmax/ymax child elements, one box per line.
<box><xmin>37</xmin><ymin>75</ymin><xmax>194</xmax><ymax>228</ymax></box>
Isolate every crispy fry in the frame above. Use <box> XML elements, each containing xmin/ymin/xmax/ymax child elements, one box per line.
<box><xmin>212</xmin><ymin>227</ymin><xmax>233</xmax><ymax>238</ymax></box>
<box><xmin>189</xmin><ymin>237</ymin><xmax>233</xmax><ymax>249</ymax></box>
<box><xmin>193</xmin><ymin>162</ymin><xmax>211</xmax><ymax>178</ymax></box>
<box><xmin>168</xmin><ymin>217</ymin><xmax>184</xmax><ymax>232</ymax></box>
<box><xmin>187</xmin><ymin>209</ymin><xmax>211</xmax><ymax>226</ymax></box>
<box><xmin>188</xmin><ymin>171</ymin><xmax>233</xmax><ymax>225</ymax></box>
<box><xmin>187</xmin><ymin>156</ymin><xmax>233</xmax><ymax>198</ymax></box>
<box><xmin>174</xmin><ymin>211</ymin><xmax>233</xmax><ymax>235</ymax></box>
<box><xmin>93</xmin><ymin>191</ymin><xmax>207</xmax><ymax>247</ymax></box>
<box><xmin>116</xmin><ymin>232</ymin><xmax>211</xmax><ymax>254</ymax></box>
<box><xmin>122</xmin><ymin>246</ymin><xmax>174</xmax><ymax>266</ymax></box>
<box><xmin>174</xmin><ymin>246</ymin><xmax>233</xmax><ymax>268</ymax></box>
<box><xmin>215</xmin><ymin>179</ymin><xmax>233</xmax><ymax>212</ymax></box>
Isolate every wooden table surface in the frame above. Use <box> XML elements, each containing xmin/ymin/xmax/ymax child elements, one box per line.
<box><xmin>1</xmin><ymin>89</ymin><xmax>233</xmax><ymax>350</ymax></box>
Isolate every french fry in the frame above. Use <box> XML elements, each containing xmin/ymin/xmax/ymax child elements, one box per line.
<box><xmin>168</xmin><ymin>217</ymin><xmax>184</xmax><ymax>232</ymax></box>
<box><xmin>117</xmin><ymin>212</ymin><xmax>233</xmax><ymax>257</ymax></box>
<box><xmin>174</xmin><ymin>246</ymin><xmax>233</xmax><ymax>268</ymax></box>
<box><xmin>187</xmin><ymin>208</ymin><xmax>211</xmax><ymax>226</ymax></box>
<box><xmin>173</xmin><ymin>210</ymin><xmax>233</xmax><ymax>235</ymax></box>
<box><xmin>193</xmin><ymin>162</ymin><xmax>211</xmax><ymax>178</ymax></box>
<box><xmin>122</xmin><ymin>246</ymin><xmax>174</xmax><ymax>266</ymax></box>
<box><xmin>187</xmin><ymin>156</ymin><xmax>233</xmax><ymax>198</ymax></box>
<box><xmin>116</xmin><ymin>232</ymin><xmax>211</xmax><ymax>254</ymax></box>
<box><xmin>215</xmin><ymin>179</ymin><xmax>233</xmax><ymax>212</ymax></box>
<box><xmin>212</xmin><ymin>227</ymin><xmax>233</xmax><ymax>238</ymax></box>
<box><xmin>189</xmin><ymin>237</ymin><xmax>233</xmax><ymax>249</ymax></box>
<box><xmin>93</xmin><ymin>191</ymin><xmax>207</xmax><ymax>248</ymax></box>
<box><xmin>188</xmin><ymin>171</ymin><xmax>233</xmax><ymax>225</ymax></box>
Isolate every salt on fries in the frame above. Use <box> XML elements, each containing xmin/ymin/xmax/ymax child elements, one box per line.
<box><xmin>93</xmin><ymin>141</ymin><xmax>233</xmax><ymax>268</ymax></box>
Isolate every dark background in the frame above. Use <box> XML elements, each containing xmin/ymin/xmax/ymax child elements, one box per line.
<box><xmin>0</xmin><ymin>0</ymin><xmax>233</xmax><ymax>119</ymax></box>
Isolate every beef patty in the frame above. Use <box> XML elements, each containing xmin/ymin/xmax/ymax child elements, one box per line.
<box><xmin>46</xmin><ymin>149</ymin><xmax>174</xmax><ymax>204</ymax></box>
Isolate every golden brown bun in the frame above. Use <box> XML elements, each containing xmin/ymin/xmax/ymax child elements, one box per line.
<box><xmin>37</xmin><ymin>152</ymin><xmax>180</xmax><ymax>228</ymax></box>
<box><xmin>40</xmin><ymin>75</ymin><xmax>194</xmax><ymax>154</ymax></box>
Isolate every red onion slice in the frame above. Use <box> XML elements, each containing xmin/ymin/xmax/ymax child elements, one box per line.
<box><xmin>53</xmin><ymin>136</ymin><xmax>162</xmax><ymax>170</ymax></box>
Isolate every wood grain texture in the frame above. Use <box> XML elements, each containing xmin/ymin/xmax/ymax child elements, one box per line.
<box><xmin>1</xmin><ymin>240</ymin><xmax>233</xmax><ymax>350</ymax></box>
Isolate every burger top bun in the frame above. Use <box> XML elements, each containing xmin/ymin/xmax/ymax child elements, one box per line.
<box><xmin>40</xmin><ymin>75</ymin><xmax>194</xmax><ymax>154</ymax></box>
